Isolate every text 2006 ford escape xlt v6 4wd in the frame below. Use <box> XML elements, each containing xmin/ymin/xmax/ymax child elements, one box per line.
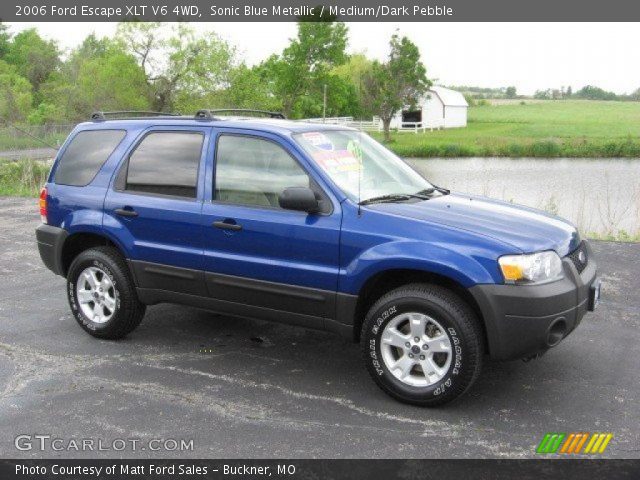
<box><xmin>36</xmin><ymin>110</ymin><xmax>601</xmax><ymax>406</ymax></box>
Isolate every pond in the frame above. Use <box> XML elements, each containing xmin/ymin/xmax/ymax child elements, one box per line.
<box><xmin>406</xmin><ymin>157</ymin><xmax>640</xmax><ymax>239</ymax></box>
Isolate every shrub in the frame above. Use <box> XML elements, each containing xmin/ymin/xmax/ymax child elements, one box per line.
<box><xmin>0</xmin><ymin>160</ymin><xmax>50</xmax><ymax>196</ymax></box>
<box><xmin>530</xmin><ymin>140</ymin><xmax>561</xmax><ymax>157</ymax></box>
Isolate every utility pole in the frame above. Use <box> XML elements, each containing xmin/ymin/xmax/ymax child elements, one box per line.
<box><xmin>323</xmin><ymin>84</ymin><xmax>327</xmax><ymax>123</ymax></box>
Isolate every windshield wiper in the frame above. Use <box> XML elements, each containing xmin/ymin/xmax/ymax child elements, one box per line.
<box><xmin>359</xmin><ymin>193</ymin><xmax>430</xmax><ymax>205</ymax></box>
<box><xmin>416</xmin><ymin>185</ymin><xmax>450</xmax><ymax>196</ymax></box>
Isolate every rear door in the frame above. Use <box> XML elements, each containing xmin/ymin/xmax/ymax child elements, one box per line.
<box><xmin>200</xmin><ymin>130</ymin><xmax>342</xmax><ymax>321</ymax></box>
<box><xmin>104</xmin><ymin>126</ymin><xmax>210</xmax><ymax>296</ymax></box>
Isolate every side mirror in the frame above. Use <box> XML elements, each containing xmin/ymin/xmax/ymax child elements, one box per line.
<box><xmin>278</xmin><ymin>187</ymin><xmax>320</xmax><ymax>213</ymax></box>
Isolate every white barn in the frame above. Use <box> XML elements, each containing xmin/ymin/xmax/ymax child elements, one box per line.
<box><xmin>389</xmin><ymin>86</ymin><xmax>468</xmax><ymax>130</ymax></box>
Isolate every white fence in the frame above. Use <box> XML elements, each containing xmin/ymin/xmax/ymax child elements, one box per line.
<box><xmin>298</xmin><ymin>116</ymin><xmax>435</xmax><ymax>133</ymax></box>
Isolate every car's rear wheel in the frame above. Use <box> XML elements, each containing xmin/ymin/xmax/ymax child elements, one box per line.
<box><xmin>67</xmin><ymin>246</ymin><xmax>145</xmax><ymax>339</ymax></box>
<box><xmin>361</xmin><ymin>283</ymin><xmax>483</xmax><ymax>406</ymax></box>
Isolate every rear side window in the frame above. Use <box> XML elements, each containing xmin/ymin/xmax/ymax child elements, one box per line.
<box><xmin>125</xmin><ymin>132</ymin><xmax>204</xmax><ymax>198</ymax></box>
<box><xmin>54</xmin><ymin>130</ymin><xmax>126</xmax><ymax>186</ymax></box>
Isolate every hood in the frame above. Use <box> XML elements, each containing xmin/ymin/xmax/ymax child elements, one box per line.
<box><xmin>366</xmin><ymin>193</ymin><xmax>580</xmax><ymax>256</ymax></box>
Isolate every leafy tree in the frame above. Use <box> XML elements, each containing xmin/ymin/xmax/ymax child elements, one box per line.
<box><xmin>4</xmin><ymin>29</ymin><xmax>59</xmax><ymax>95</ymax></box>
<box><xmin>566</xmin><ymin>86</ymin><xmax>573</xmax><ymax>97</ymax></box>
<box><xmin>0</xmin><ymin>23</ymin><xmax>11</xmax><ymax>58</ymax></box>
<box><xmin>533</xmin><ymin>89</ymin><xmax>551</xmax><ymax>100</ymax></box>
<box><xmin>574</xmin><ymin>85</ymin><xmax>618</xmax><ymax>101</ymax></box>
<box><xmin>505</xmin><ymin>86</ymin><xmax>517</xmax><ymax>99</ymax></box>
<box><xmin>260</xmin><ymin>13</ymin><xmax>349</xmax><ymax>117</ymax></box>
<box><xmin>332</xmin><ymin>53</ymin><xmax>375</xmax><ymax>117</ymax></box>
<box><xmin>0</xmin><ymin>60</ymin><xmax>33</xmax><ymax>122</ymax></box>
<box><xmin>173</xmin><ymin>64</ymin><xmax>280</xmax><ymax>113</ymax></box>
<box><xmin>41</xmin><ymin>37</ymin><xmax>150</xmax><ymax>121</ymax></box>
<box><xmin>223</xmin><ymin>64</ymin><xmax>281</xmax><ymax>110</ymax></box>
<box><xmin>26</xmin><ymin>102</ymin><xmax>59</xmax><ymax>125</ymax></box>
<box><xmin>117</xmin><ymin>23</ymin><xmax>235</xmax><ymax>112</ymax></box>
<box><xmin>361</xmin><ymin>33</ymin><xmax>430</xmax><ymax>141</ymax></box>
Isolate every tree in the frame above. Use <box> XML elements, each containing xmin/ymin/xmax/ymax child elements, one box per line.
<box><xmin>4</xmin><ymin>29</ymin><xmax>59</xmax><ymax>95</ymax></box>
<box><xmin>505</xmin><ymin>86</ymin><xmax>517</xmax><ymax>99</ymax></box>
<box><xmin>117</xmin><ymin>23</ymin><xmax>235</xmax><ymax>112</ymax></box>
<box><xmin>332</xmin><ymin>53</ymin><xmax>375</xmax><ymax>117</ymax></box>
<box><xmin>259</xmin><ymin>13</ymin><xmax>349</xmax><ymax>117</ymax></box>
<box><xmin>173</xmin><ymin>63</ymin><xmax>281</xmax><ymax>113</ymax></box>
<box><xmin>223</xmin><ymin>64</ymin><xmax>281</xmax><ymax>110</ymax></box>
<box><xmin>0</xmin><ymin>23</ymin><xmax>11</xmax><ymax>58</ymax></box>
<box><xmin>566</xmin><ymin>86</ymin><xmax>573</xmax><ymax>97</ymax></box>
<box><xmin>0</xmin><ymin>60</ymin><xmax>33</xmax><ymax>122</ymax></box>
<box><xmin>361</xmin><ymin>33</ymin><xmax>430</xmax><ymax>141</ymax></box>
<box><xmin>533</xmin><ymin>89</ymin><xmax>551</xmax><ymax>100</ymax></box>
<box><xmin>41</xmin><ymin>37</ymin><xmax>150</xmax><ymax>121</ymax></box>
<box><xmin>574</xmin><ymin>85</ymin><xmax>617</xmax><ymax>101</ymax></box>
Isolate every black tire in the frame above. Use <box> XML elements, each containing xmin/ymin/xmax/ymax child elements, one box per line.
<box><xmin>361</xmin><ymin>283</ymin><xmax>483</xmax><ymax>406</ymax></box>
<box><xmin>67</xmin><ymin>246</ymin><xmax>145</xmax><ymax>339</ymax></box>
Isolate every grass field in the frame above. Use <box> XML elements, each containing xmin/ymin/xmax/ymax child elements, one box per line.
<box><xmin>373</xmin><ymin>100</ymin><xmax>640</xmax><ymax>157</ymax></box>
<box><xmin>0</xmin><ymin>127</ymin><xmax>69</xmax><ymax>152</ymax></box>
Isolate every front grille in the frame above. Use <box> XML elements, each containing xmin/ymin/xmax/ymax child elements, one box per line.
<box><xmin>567</xmin><ymin>241</ymin><xmax>588</xmax><ymax>273</ymax></box>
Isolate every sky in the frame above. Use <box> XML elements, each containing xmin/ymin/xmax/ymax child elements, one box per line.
<box><xmin>6</xmin><ymin>22</ymin><xmax>640</xmax><ymax>95</ymax></box>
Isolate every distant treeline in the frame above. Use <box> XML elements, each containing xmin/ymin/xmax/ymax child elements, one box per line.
<box><xmin>449</xmin><ymin>84</ymin><xmax>640</xmax><ymax>102</ymax></box>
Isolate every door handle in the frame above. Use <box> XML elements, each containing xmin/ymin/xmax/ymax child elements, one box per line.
<box><xmin>213</xmin><ymin>220</ymin><xmax>242</xmax><ymax>231</ymax></box>
<box><xmin>114</xmin><ymin>208</ymin><xmax>138</xmax><ymax>218</ymax></box>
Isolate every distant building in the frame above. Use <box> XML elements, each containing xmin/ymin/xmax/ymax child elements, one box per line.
<box><xmin>389</xmin><ymin>86</ymin><xmax>469</xmax><ymax>130</ymax></box>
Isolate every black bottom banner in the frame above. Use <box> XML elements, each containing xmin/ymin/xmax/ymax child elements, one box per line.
<box><xmin>1</xmin><ymin>459</ymin><xmax>639</xmax><ymax>480</ymax></box>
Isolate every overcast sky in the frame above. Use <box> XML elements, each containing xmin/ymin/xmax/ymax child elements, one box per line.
<box><xmin>7</xmin><ymin>22</ymin><xmax>640</xmax><ymax>95</ymax></box>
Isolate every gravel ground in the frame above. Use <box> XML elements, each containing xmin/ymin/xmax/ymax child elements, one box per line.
<box><xmin>0</xmin><ymin>147</ymin><xmax>56</xmax><ymax>162</ymax></box>
<box><xmin>0</xmin><ymin>196</ymin><xmax>638</xmax><ymax>459</ymax></box>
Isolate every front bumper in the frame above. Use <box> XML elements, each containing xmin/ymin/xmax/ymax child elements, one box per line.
<box><xmin>35</xmin><ymin>224</ymin><xmax>68</xmax><ymax>276</ymax></box>
<box><xmin>470</xmin><ymin>241</ymin><xmax>598</xmax><ymax>361</ymax></box>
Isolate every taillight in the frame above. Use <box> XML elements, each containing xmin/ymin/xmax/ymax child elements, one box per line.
<box><xmin>39</xmin><ymin>187</ymin><xmax>48</xmax><ymax>224</ymax></box>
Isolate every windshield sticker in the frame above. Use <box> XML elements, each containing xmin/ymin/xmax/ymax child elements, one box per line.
<box><xmin>313</xmin><ymin>150</ymin><xmax>361</xmax><ymax>174</ymax></box>
<box><xmin>347</xmin><ymin>140</ymin><xmax>363</xmax><ymax>163</ymax></box>
<box><xmin>302</xmin><ymin>132</ymin><xmax>334</xmax><ymax>151</ymax></box>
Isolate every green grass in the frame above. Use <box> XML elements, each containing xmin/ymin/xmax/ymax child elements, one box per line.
<box><xmin>0</xmin><ymin>130</ymin><xmax>67</xmax><ymax>151</ymax></box>
<box><xmin>373</xmin><ymin>100</ymin><xmax>640</xmax><ymax>157</ymax></box>
<box><xmin>0</xmin><ymin>160</ymin><xmax>50</xmax><ymax>196</ymax></box>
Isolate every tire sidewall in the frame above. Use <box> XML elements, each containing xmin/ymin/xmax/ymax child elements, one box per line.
<box><xmin>67</xmin><ymin>254</ymin><xmax>122</xmax><ymax>333</ymax></box>
<box><xmin>365</xmin><ymin>295</ymin><xmax>468</xmax><ymax>403</ymax></box>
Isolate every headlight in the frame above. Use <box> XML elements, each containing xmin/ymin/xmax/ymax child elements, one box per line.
<box><xmin>498</xmin><ymin>251</ymin><xmax>564</xmax><ymax>284</ymax></box>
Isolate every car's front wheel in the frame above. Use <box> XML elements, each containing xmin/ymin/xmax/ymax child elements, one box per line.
<box><xmin>361</xmin><ymin>283</ymin><xmax>483</xmax><ymax>406</ymax></box>
<box><xmin>67</xmin><ymin>246</ymin><xmax>145</xmax><ymax>339</ymax></box>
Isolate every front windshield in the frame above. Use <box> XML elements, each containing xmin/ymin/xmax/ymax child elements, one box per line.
<box><xmin>294</xmin><ymin>130</ymin><xmax>434</xmax><ymax>203</ymax></box>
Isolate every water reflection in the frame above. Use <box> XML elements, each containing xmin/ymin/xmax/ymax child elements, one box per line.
<box><xmin>407</xmin><ymin>157</ymin><xmax>640</xmax><ymax>239</ymax></box>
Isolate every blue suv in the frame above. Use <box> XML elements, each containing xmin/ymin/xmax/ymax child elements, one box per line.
<box><xmin>36</xmin><ymin>110</ymin><xmax>600</xmax><ymax>406</ymax></box>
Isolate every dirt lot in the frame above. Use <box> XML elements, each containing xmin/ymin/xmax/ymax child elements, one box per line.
<box><xmin>0</xmin><ymin>197</ymin><xmax>638</xmax><ymax>458</ymax></box>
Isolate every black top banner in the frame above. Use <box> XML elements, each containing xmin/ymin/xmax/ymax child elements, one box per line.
<box><xmin>2</xmin><ymin>0</ymin><xmax>640</xmax><ymax>22</ymax></box>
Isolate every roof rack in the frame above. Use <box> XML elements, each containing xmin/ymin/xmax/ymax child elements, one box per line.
<box><xmin>195</xmin><ymin>109</ymin><xmax>286</xmax><ymax>120</ymax></box>
<box><xmin>89</xmin><ymin>109</ymin><xmax>286</xmax><ymax>122</ymax></box>
<box><xmin>90</xmin><ymin>111</ymin><xmax>181</xmax><ymax>121</ymax></box>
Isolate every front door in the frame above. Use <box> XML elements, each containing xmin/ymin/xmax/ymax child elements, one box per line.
<box><xmin>200</xmin><ymin>131</ymin><xmax>342</xmax><ymax>322</ymax></box>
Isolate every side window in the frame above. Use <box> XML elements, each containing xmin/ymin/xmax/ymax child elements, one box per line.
<box><xmin>215</xmin><ymin>135</ymin><xmax>310</xmax><ymax>208</ymax></box>
<box><xmin>54</xmin><ymin>130</ymin><xmax>126</xmax><ymax>186</ymax></box>
<box><xmin>125</xmin><ymin>132</ymin><xmax>204</xmax><ymax>198</ymax></box>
